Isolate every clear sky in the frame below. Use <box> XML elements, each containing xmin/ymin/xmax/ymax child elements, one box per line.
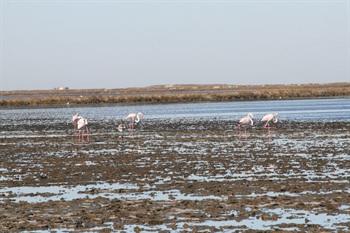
<box><xmin>0</xmin><ymin>0</ymin><xmax>349</xmax><ymax>91</ymax></box>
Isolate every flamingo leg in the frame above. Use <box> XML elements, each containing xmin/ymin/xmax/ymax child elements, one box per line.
<box><xmin>83</xmin><ymin>130</ymin><xmax>86</xmax><ymax>142</ymax></box>
<box><xmin>88</xmin><ymin>129</ymin><xmax>91</xmax><ymax>142</ymax></box>
<box><xmin>77</xmin><ymin>130</ymin><xmax>81</xmax><ymax>142</ymax></box>
<box><xmin>237</xmin><ymin>124</ymin><xmax>242</xmax><ymax>139</ymax></box>
<box><xmin>130</xmin><ymin>120</ymin><xmax>135</xmax><ymax>130</ymax></box>
<box><xmin>83</xmin><ymin>127</ymin><xmax>88</xmax><ymax>142</ymax></box>
<box><xmin>80</xmin><ymin>129</ymin><xmax>84</xmax><ymax>142</ymax></box>
<box><xmin>76</xmin><ymin>130</ymin><xmax>79</xmax><ymax>143</ymax></box>
<box><xmin>264</xmin><ymin>121</ymin><xmax>270</xmax><ymax>128</ymax></box>
<box><xmin>73</xmin><ymin>129</ymin><xmax>77</xmax><ymax>143</ymax></box>
<box><xmin>267</xmin><ymin>128</ymin><xmax>271</xmax><ymax>142</ymax></box>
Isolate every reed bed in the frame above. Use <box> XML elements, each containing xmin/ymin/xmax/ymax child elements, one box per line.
<box><xmin>1</xmin><ymin>83</ymin><xmax>349</xmax><ymax>107</ymax></box>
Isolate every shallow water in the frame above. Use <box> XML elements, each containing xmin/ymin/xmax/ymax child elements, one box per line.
<box><xmin>21</xmin><ymin>207</ymin><xmax>350</xmax><ymax>232</ymax></box>
<box><xmin>188</xmin><ymin>208</ymin><xmax>350</xmax><ymax>231</ymax></box>
<box><xmin>0</xmin><ymin>182</ymin><xmax>224</xmax><ymax>203</ymax></box>
<box><xmin>0</xmin><ymin>98</ymin><xmax>349</xmax><ymax>125</ymax></box>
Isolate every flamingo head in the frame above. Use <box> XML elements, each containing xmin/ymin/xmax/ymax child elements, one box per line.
<box><xmin>247</xmin><ymin>113</ymin><xmax>254</xmax><ymax>119</ymax></box>
<box><xmin>135</xmin><ymin>112</ymin><xmax>144</xmax><ymax>123</ymax></box>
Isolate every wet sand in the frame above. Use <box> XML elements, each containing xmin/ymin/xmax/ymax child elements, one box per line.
<box><xmin>0</xmin><ymin>120</ymin><xmax>349</xmax><ymax>232</ymax></box>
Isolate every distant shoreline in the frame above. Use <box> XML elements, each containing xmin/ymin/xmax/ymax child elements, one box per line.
<box><xmin>1</xmin><ymin>83</ymin><xmax>350</xmax><ymax>108</ymax></box>
<box><xmin>0</xmin><ymin>96</ymin><xmax>350</xmax><ymax>110</ymax></box>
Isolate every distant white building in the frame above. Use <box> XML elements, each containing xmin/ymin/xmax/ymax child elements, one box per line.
<box><xmin>55</xmin><ymin>87</ymin><xmax>69</xmax><ymax>90</ymax></box>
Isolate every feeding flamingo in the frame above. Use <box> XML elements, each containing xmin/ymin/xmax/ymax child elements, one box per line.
<box><xmin>135</xmin><ymin>112</ymin><xmax>144</xmax><ymax>124</ymax></box>
<box><xmin>237</xmin><ymin>113</ymin><xmax>254</xmax><ymax>136</ymax></box>
<box><xmin>261</xmin><ymin>113</ymin><xmax>278</xmax><ymax>128</ymax></box>
<box><xmin>126</xmin><ymin>112</ymin><xmax>144</xmax><ymax>129</ymax></box>
<box><xmin>72</xmin><ymin>113</ymin><xmax>80</xmax><ymax>130</ymax></box>
<box><xmin>238</xmin><ymin>113</ymin><xmax>254</xmax><ymax>127</ymax></box>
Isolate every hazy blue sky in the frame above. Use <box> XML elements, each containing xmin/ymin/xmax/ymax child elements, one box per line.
<box><xmin>0</xmin><ymin>0</ymin><xmax>349</xmax><ymax>90</ymax></box>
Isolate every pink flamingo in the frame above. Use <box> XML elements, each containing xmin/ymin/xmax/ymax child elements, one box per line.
<box><xmin>72</xmin><ymin>113</ymin><xmax>90</xmax><ymax>142</ymax></box>
<box><xmin>72</xmin><ymin>113</ymin><xmax>80</xmax><ymax>130</ymax></box>
<box><xmin>77</xmin><ymin>117</ymin><xmax>90</xmax><ymax>142</ymax></box>
<box><xmin>126</xmin><ymin>112</ymin><xmax>144</xmax><ymax>129</ymax></box>
<box><xmin>239</xmin><ymin>113</ymin><xmax>254</xmax><ymax>127</ymax></box>
<box><xmin>261</xmin><ymin>113</ymin><xmax>278</xmax><ymax>128</ymax></box>
<box><xmin>238</xmin><ymin>113</ymin><xmax>254</xmax><ymax>136</ymax></box>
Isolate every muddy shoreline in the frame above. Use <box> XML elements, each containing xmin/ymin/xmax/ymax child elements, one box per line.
<box><xmin>0</xmin><ymin>120</ymin><xmax>350</xmax><ymax>232</ymax></box>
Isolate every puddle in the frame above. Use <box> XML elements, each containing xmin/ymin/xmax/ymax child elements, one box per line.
<box><xmin>0</xmin><ymin>184</ymin><xmax>224</xmax><ymax>203</ymax></box>
<box><xmin>183</xmin><ymin>208</ymin><xmax>350</xmax><ymax>231</ymax></box>
<box><xmin>339</xmin><ymin>205</ymin><xmax>350</xmax><ymax>211</ymax></box>
<box><xmin>21</xmin><ymin>208</ymin><xmax>350</xmax><ymax>232</ymax></box>
<box><xmin>187</xmin><ymin>167</ymin><xmax>350</xmax><ymax>183</ymax></box>
<box><xmin>0</xmin><ymin>182</ymin><xmax>138</xmax><ymax>203</ymax></box>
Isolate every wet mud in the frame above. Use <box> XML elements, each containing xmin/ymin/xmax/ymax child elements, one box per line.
<box><xmin>0</xmin><ymin>119</ymin><xmax>350</xmax><ymax>232</ymax></box>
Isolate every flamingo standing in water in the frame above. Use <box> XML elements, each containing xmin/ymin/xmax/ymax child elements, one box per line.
<box><xmin>72</xmin><ymin>113</ymin><xmax>90</xmax><ymax>142</ymax></box>
<box><xmin>239</xmin><ymin>113</ymin><xmax>254</xmax><ymax>127</ymax></box>
<box><xmin>72</xmin><ymin>113</ymin><xmax>80</xmax><ymax>130</ymax></box>
<box><xmin>126</xmin><ymin>112</ymin><xmax>144</xmax><ymax>129</ymax></box>
<box><xmin>261</xmin><ymin>113</ymin><xmax>278</xmax><ymax>128</ymax></box>
<box><xmin>135</xmin><ymin>112</ymin><xmax>144</xmax><ymax>127</ymax></box>
<box><xmin>238</xmin><ymin>113</ymin><xmax>254</xmax><ymax>135</ymax></box>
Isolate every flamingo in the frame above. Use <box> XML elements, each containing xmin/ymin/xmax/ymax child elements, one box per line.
<box><xmin>126</xmin><ymin>113</ymin><xmax>137</xmax><ymax>129</ymax></box>
<box><xmin>135</xmin><ymin>112</ymin><xmax>144</xmax><ymax>126</ymax></box>
<box><xmin>238</xmin><ymin>113</ymin><xmax>254</xmax><ymax>127</ymax></box>
<box><xmin>77</xmin><ymin>117</ymin><xmax>90</xmax><ymax>142</ymax></box>
<box><xmin>126</xmin><ymin>112</ymin><xmax>144</xmax><ymax>129</ymax></box>
<box><xmin>72</xmin><ymin>113</ymin><xmax>80</xmax><ymax>130</ymax></box>
<box><xmin>237</xmin><ymin>113</ymin><xmax>254</xmax><ymax>136</ymax></box>
<box><xmin>261</xmin><ymin>113</ymin><xmax>278</xmax><ymax>128</ymax></box>
<box><xmin>72</xmin><ymin>114</ymin><xmax>90</xmax><ymax>142</ymax></box>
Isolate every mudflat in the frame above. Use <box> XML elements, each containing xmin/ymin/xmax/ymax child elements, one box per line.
<box><xmin>0</xmin><ymin>118</ymin><xmax>349</xmax><ymax>232</ymax></box>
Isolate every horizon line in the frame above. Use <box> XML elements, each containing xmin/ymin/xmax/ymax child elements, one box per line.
<box><xmin>1</xmin><ymin>81</ymin><xmax>350</xmax><ymax>93</ymax></box>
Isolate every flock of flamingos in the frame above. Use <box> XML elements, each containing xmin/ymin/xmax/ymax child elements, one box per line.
<box><xmin>71</xmin><ymin>112</ymin><xmax>278</xmax><ymax>142</ymax></box>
